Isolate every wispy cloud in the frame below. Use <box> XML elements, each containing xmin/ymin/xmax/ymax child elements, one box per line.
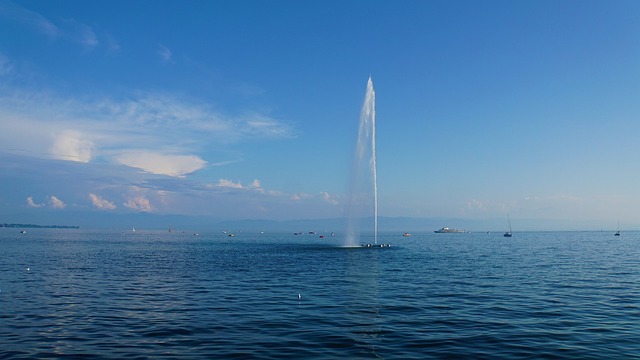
<box><xmin>0</xmin><ymin>89</ymin><xmax>292</xmax><ymax>176</ymax></box>
<box><xmin>89</xmin><ymin>193</ymin><xmax>116</xmax><ymax>210</ymax></box>
<box><xmin>291</xmin><ymin>193</ymin><xmax>312</xmax><ymax>201</ymax></box>
<box><xmin>217</xmin><ymin>179</ymin><xmax>244</xmax><ymax>189</ymax></box>
<box><xmin>158</xmin><ymin>44</ymin><xmax>173</xmax><ymax>62</ymax></box>
<box><xmin>60</xmin><ymin>18</ymin><xmax>98</xmax><ymax>49</ymax></box>
<box><xmin>0</xmin><ymin>2</ymin><xmax>110</xmax><ymax>51</ymax></box>
<box><xmin>0</xmin><ymin>1</ymin><xmax>59</xmax><ymax>38</ymax></box>
<box><xmin>213</xmin><ymin>179</ymin><xmax>267</xmax><ymax>193</ymax></box>
<box><xmin>0</xmin><ymin>52</ymin><xmax>12</xmax><ymax>76</ymax></box>
<box><xmin>244</xmin><ymin>113</ymin><xmax>294</xmax><ymax>138</ymax></box>
<box><xmin>104</xmin><ymin>34</ymin><xmax>120</xmax><ymax>54</ymax></box>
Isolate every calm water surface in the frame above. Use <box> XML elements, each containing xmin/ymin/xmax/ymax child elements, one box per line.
<box><xmin>1</xmin><ymin>229</ymin><xmax>639</xmax><ymax>359</ymax></box>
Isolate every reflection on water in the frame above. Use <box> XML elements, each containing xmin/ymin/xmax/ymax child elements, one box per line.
<box><xmin>344</xmin><ymin>248</ymin><xmax>383</xmax><ymax>357</ymax></box>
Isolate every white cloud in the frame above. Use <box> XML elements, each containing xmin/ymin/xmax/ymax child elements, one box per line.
<box><xmin>50</xmin><ymin>130</ymin><xmax>94</xmax><ymax>162</ymax></box>
<box><xmin>124</xmin><ymin>196</ymin><xmax>153</xmax><ymax>212</ymax></box>
<box><xmin>217</xmin><ymin>179</ymin><xmax>243</xmax><ymax>189</ymax></box>
<box><xmin>320</xmin><ymin>191</ymin><xmax>339</xmax><ymax>205</ymax></box>
<box><xmin>0</xmin><ymin>90</ymin><xmax>291</xmax><ymax>166</ymax></box>
<box><xmin>248</xmin><ymin>179</ymin><xmax>264</xmax><ymax>192</ymax></box>
<box><xmin>89</xmin><ymin>193</ymin><xmax>116</xmax><ymax>210</ymax></box>
<box><xmin>26</xmin><ymin>196</ymin><xmax>44</xmax><ymax>208</ymax></box>
<box><xmin>291</xmin><ymin>193</ymin><xmax>313</xmax><ymax>201</ymax></box>
<box><xmin>115</xmin><ymin>151</ymin><xmax>206</xmax><ymax>177</ymax></box>
<box><xmin>49</xmin><ymin>195</ymin><xmax>66</xmax><ymax>209</ymax></box>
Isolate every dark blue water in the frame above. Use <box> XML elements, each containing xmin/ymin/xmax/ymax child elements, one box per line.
<box><xmin>1</xmin><ymin>229</ymin><xmax>639</xmax><ymax>359</ymax></box>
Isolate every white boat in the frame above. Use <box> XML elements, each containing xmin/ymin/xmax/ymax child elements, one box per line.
<box><xmin>434</xmin><ymin>227</ymin><xmax>465</xmax><ymax>233</ymax></box>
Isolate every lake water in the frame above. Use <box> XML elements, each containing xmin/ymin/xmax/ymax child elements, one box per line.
<box><xmin>1</xmin><ymin>229</ymin><xmax>639</xmax><ymax>359</ymax></box>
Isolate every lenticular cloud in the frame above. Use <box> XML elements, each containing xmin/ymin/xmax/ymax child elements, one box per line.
<box><xmin>114</xmin><ymin>151</ymin><xmax>206</xmax><ymax>178</ymax></box>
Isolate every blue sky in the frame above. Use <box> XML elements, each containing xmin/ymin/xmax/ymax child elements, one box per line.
<box><xmin>1</xmin><ymin>0</ymin><xmax>639</xmax><ymax>230</ymax></box>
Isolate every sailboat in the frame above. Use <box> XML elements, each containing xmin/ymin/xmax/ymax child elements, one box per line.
<box><xmin>615</xmin><ymin>220</ymin><xmax>620</xmax><ymax>236</ymax></box>
<box><xmin>503</xmin><ymin>214</ymin><xmax>512</xmax><ymax>237</ymax></box>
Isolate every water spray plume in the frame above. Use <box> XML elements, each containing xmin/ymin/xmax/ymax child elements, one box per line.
<box><xmin>345</xmin><ymin>77</ymin><xmax>378</xmax><ymax>246</ymax></box>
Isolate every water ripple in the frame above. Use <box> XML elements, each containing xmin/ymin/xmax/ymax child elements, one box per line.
<box><xmin>1</xmin><ymin>230</ymin><xmax>640</xmax><ymax>358</ymax></box>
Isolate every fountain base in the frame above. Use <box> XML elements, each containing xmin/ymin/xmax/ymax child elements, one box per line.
<box><xmin>361</xmin><ymin>243</ymin><xmax>391</xmax><ymax>248</ymax></box>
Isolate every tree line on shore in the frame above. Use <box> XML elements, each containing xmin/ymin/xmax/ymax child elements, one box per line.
<box><xmin>1</xmin><ymin>223</ymin><xmax>79</xmax><ymax>229</ymax></box>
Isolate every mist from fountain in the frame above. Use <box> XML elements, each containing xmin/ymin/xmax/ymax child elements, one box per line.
<box><xmin>345</xmin><ymin>76</ymin><xmax>377</xmax><ymax>247</ymax></box>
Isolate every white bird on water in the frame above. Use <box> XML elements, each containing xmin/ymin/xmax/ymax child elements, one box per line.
<box><xmin>298</xmin><ymin>293</ymin><xmax>301</xmax><ymax>300</ymax></box>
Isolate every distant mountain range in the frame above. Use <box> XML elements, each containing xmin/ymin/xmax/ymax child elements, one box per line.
<box><xmin>2</xmin><ymin>223</ymin><xmax>80</xmax><ymax>229</ymax></box>
<box><xmin>1</xmin><ymin>211</ymin><xmax>627</xmax><ymax>232</ymax></box>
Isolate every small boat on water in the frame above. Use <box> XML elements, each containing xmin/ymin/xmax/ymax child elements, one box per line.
<box><xmin>615</xmin><ymin>220</ymin><xmax>621</xmax><ymax>236</ymax></box>
<box><xmin>434</xmin><ymin>227</ymin><xmax>465</xmax><ymax>233</ymax></box>
<box><xmin>403</xmin><ymin>232</ymin><xmax>411</xmax><ymax>237</ymax></box>
<box><xmin>504</xmin><ymin>214</ymin><xmax>513</xmax><ymax>237</ymax></box>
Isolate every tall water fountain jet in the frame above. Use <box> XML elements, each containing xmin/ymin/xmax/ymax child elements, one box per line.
<box><xmin>345</xmin><ymin>76</ymin><xmax>381</xmax><ymax>247</ymax></box>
